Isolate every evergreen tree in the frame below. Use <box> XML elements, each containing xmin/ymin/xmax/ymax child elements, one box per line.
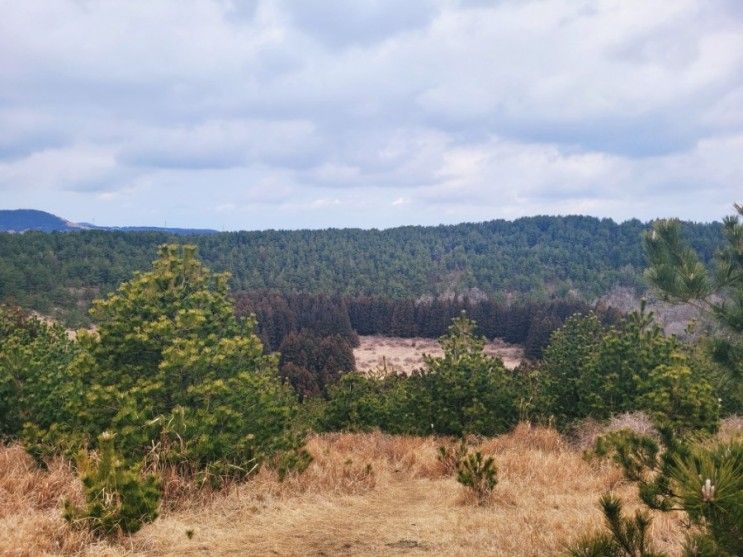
<box><xmin>26</xmin><ymin>245</ymin><xmax>305</xmax><ymax>481</ymax></box>
<box><xmin>416</xmin><ymin>314</ymin><xmax>518</xmax><ymax>435</ymax></box>
<box><xmin>645</xmin><ymin>204</ymin><xmax>743</xmax><ymax>412</ymax></box>
<box><xmin>0</xmin><ymin>307</ymin><xmax>78</xmax><ymax>437</ymax></box>
<box><xmin>540</xmin><ymin>313</ymin><xmax>605</xmax><ymax>425</ymax></box>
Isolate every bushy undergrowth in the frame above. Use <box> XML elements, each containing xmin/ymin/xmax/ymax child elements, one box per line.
<box><xmin>64</xmin><ymin>432</ymin><xmax>160</xmax><ymax>537</ymax></box>
<box><xmin>0</xmin><ymin>307</ymin><xmax>79</xmax><ymax>439</ymax></box>
<box><xmin>456</xmin><ymin>450</ymin><xmax>498</xmax><ymax>505</ymax></box>
<box><xmin>567</xmin><ymin>494</ymin><xmax>664</xmax><ymax>557</ymax></box>
<box><xmin>539</xmin><ymin>307</ymin><xmax>721</xmax><ymax>431</ymax></box>
<box><xmin>322</xmin><ymin>315</ymin><xmax>521</xmax><ymax>436</ymax></box>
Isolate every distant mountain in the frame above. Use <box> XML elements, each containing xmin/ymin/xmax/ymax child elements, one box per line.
<box><xmin>0</xmin><ymin>209</ymin><xmax>88</xmax><ymax>232</ymax></box>
<box><xmin>0</xmin><ymin>209</ymin><xmax>217</xmax><ymax>235</ymax></box>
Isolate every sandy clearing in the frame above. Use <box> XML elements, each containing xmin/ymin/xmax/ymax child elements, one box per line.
<box><xmin>354</xmin><ymin>335</ymin><xmax>524</xmax><ymax>374</ymax></box>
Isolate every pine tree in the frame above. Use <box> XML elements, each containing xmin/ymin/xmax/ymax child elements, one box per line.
<box><xmin>30</xmin><ymin>245</ymin><xmax>305</xmax><ymax>481</ymax></box>
<box><xmin>644</xmin><ymin>203</ymin><xmax>743</xmax><ymax>412</ymax></box>
<box><xmin>64</xmin><ymin>432</ymin><xmax>160</xmax><ymax>537</ymax></box>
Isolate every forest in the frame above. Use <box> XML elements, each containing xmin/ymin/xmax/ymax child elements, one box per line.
<box><xmin>0</xmin><ymin>208</ymin><xmax>741</xmax><ymax>556</ymax></box>
<box><xmin>0</xmin><ymin>215</ymin><xmax>723</xmax><ymax>325</ymax></box>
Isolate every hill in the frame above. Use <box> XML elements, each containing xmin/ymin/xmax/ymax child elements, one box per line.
<box><xmin>0</xmin><ymin>214</ymin><xmax>722</xmax><ymax>324</ymax></box>
<box><xmin>0</xmin><ymin>209</ymin><xmax>217</xmax><ymax>235</ymax></box>
<box><xmin>0</xmin><ymin>209</ymin><xmax>89</xmax><ymax>232</ymax></box>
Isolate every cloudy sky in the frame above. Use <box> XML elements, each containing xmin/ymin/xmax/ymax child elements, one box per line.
<box><xmin>1</xmin><ymin>0</ymin><xmax>741</xmax><ymax>230</ymax></box>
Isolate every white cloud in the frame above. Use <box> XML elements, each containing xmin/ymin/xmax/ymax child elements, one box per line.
<box><xmin>0</xmin><ymin>145</ymin><xmax>120</xmax><ymax>191</ymax></box>
<box><xmin>0</xmin><ymin>0</ymin><xmax>740</xmax><ymax>228</ymax></box>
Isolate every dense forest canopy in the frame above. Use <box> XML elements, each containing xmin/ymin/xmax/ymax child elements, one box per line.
<box><xmin>0</xmin><ymin>215</ymin><xmax>722</xmax><ymax>324</ymax></box>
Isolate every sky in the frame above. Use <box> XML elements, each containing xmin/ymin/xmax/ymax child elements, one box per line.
<box><xmin>0</xmin><ymin>0</ymin><xmax>741</xmax><ymax>230</ymax></box>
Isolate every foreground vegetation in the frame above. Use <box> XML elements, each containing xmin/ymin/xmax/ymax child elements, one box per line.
<box><xmin>0</xmin><ymin>206</ymin><xmax>741</xmax><ymax>555</ymax></box>
<box><xmin>8</xmin><ymin>422</ymin><xmax>742</xmax><ymax>557</ymax></box>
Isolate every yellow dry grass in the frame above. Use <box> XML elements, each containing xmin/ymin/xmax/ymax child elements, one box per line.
<box><xmin>1</xmin><ymin>424</ymin><xmax>691</xmax><ymax>556</ymax></box>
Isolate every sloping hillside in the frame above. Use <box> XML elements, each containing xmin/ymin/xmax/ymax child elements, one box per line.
<box><xmin>0</xmin><ymin>215</ymin><xmax>722</xmax><ymax>324</ymax></box>
<box><xmin>0</xmin><ymin>209</ymin><xmax>83</xmax><ymax>232</ymax></box>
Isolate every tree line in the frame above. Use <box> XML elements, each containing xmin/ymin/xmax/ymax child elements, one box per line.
<box><xmin>0</xmin><ymin>216</ymin><xmax>722</xmax><ymax>325</ymax></box>
<box><xmin>232</xmin><ymin>290</ymin><xmax>622</xmax><ymax>399</ymax></box>
<box><xmin>235</xmin><ymin>290</ymin><xmax>620</xmax><ymax>357</ymax></box>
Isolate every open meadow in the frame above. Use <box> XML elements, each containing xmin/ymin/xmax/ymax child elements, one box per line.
<box><xmin>6</xmin><ymin>418</ymin><xmax>741</xmax><ymax>557</ymax></box>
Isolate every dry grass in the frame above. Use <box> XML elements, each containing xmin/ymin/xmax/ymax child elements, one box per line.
<box><xmin>354</xmin><ymin>335</ymin><xmax>524</xmax><ymax>374</ymax></box>
<box><xmin>720</xmin><ymin>415</ymin><xmax>743</xmax><ymax>439</ymax></box>
<box><xmin>571</xmin><ymin>411</ymin><xmax>659</xmax><ymax>450</ymax></box>
<box><xmin>1</xmin><ymin>423</ymin><xmax>698</xmax><ymax>556</ymax></box>
<box><xmin>0</xmin><ymin>445</ymin><xmax>97</xmax><ymax>556</ymax></box>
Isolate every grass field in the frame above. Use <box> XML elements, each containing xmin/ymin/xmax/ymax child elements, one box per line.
<box><xmin>8</xmin><ymin>417</ymin><xmax>739</xmax><ymax>556</ymax></box>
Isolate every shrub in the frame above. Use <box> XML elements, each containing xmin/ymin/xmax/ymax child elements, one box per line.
<box><xmin>0</xmin><ymin>306</ymin><xmax>78</xmax><ymax>438</ymax></box>
<box><xmin>456</xmin><ymin>450</ymin><xmax>498</xmax><ymax>505</ymax></box>
<box><xmin>589</xmin><ymin>430</ymin><xmax>660</xmax><ymax>482</ymax></box>
<box><xmin>321</xmin><ymin>373</ymin><xmax>399</xmax><ymax>432</ymax></box>
<box><xmin>437</xmin><ymin>438</ymin><xmax>468</xmax><ymax>476</ymax></box>
<box><xmin>567</xmin><ymin>494</ymin><xmax>665</xmax><ymax>557</ymax></box>
<box><xmin>539</xmin><ymin>313</ymin><xmax>604</xmax><ymax>426</ymax></box>
<box><xmin>159</xmin><ymin>369</ymin><xmax>308</xmax><ymax>484</ymax></box>
<box><xmin>322</xmin><ymin>314</ymin><xmax>519</xmax><ymax>437</ymax></box>
<box><xmin>64</xmin><ymin>432</ymin><xmax>160</xmax><ymax>537</ymax></box>
<box><xmin>416</xmin><ymin>314</ymin><xmax>518</xmax><ymax>436</ymax></box>
<box><xmin>541</xmin><ymin>305</ymin><xmax>684</xmax><ymax>427</ymax></box>
<box><xmin>639</xmin><ymin>356</ymin><xmax>720</xmax><ymax>437</ymax></box>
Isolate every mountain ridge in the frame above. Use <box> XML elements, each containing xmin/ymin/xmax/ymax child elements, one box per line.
<box><xmin>0</xmin><ymin>209</ymin><xmax>218</xmax><ymax>235</ymax></box>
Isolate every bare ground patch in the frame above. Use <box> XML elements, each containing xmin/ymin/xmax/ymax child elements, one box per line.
<box><xmin>354</xmin><ymin>335</ymin><xmax>524</xmax><ymax>374</ymax></box>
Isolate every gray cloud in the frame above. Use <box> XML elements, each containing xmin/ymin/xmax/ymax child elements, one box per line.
<box><xmin>0</xmin><ymin>0</ymin><xmax>740</xmax><ymax>229</ymax></box>
<box><xmin>278</xmin><ymin>0</ymin><xmax>440</xmax><ymax>47</ymax></box>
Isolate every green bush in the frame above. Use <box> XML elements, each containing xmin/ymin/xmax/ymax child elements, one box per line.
<box><xmin>456</xmin><ymin>450</ymin><xmax>498</xmax><ymax>505</ymax></box>
<box><xmin>416</xmin><ymin>315</ymin><xmax>518</xmax><ymax>436</ymax></box>
<box><xmin>567</xmin><ymin>494</ymin><xmax>665</xmax><ymax>557</ymax></box>
<box><xmin>539</xmin><ymin>312</ymin><xmax>605</xmax><ymax>425</ymax></box>
<box><xmin>0</xmin><ymin>306</ymin><xmax>78</xmax><ymax>438</ymax></box>
<box><xmin>539</xmin><ymin>307</ymin><xmax>713</xmax><ymax>431</ymax></box>
<box><xmin>639</xmin><ymin>356</ymin><xmax>720</xmax><ymax>437</ymax></box>
<box><xmin>322</xmin><ymin>373</ymin><xmax>401</xmax><ymax>432</ymax></box>
<box><xmin>64</xmin><ymin>432</ymin><xmax>160</xmax><ymax>537</ymax></box>
<box><xmin>159</xmin><ymin>370</ymin><xmax>309</xmax><ymax>484</ymax></box>
<box><xmin>322</xmin><ymin>314</ymin><xmax>518</xmax><ymax>436</ymax></box>
<box><xmin>589</xmin><ymin>430</ymin><xmax>660</xmax><ymax>482</ymax></box>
